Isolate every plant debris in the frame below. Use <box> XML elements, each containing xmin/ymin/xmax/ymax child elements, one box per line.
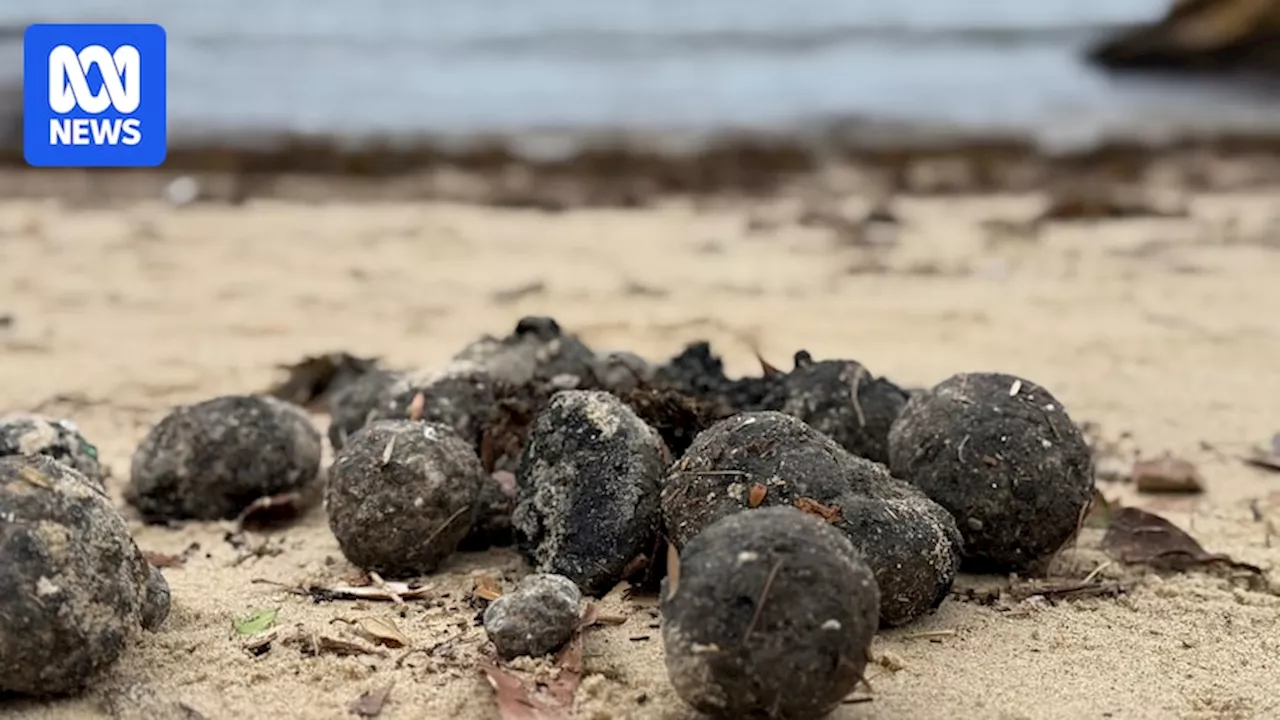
<box><xmin>252</xmin><ymin>577</ymin><xmax>432</xmax><ymax>603</ymax></box>
<box><xmin>1101</xmin><ymin>507</ymin><xmax>1268</xmax><ymax>590</ymax></box>
<box><xmin>234</xmin><ymin>608</ymin><xmax>278</xmax><ymax>636</ymax></box>
<box><xmin>266</xmin><ymin>352</ymin><xmax>382</xmax><ymax>409</ymax></box>
<box><xmin>1133</xmin><ymin>456</ymin><xmax>1205</xmax><ymax>494</ymax></box>
<box><xmin>474</xmin><ymin>575</ymin><xmax>504</xmax><ymax>602</ymax></box>
<box><xmin>480</xmin><ymin>663</ymin><xmax>567</xmax><ymax>720</ymax></box>
<box><xmin>1242</xmin><ymin>433</ymin><xmax>1280</xmax><ymax>473</ymax></box>
<box><xmin>339</xmin><ymin>616</ymin><xmax>410</xmax><ymax>648</ymax></box>
<box><xmin>143</xmin><ymin>544</ymin><xmax>198</xmax><ymax>569</ymax></box>
<box><xmin>794</xmin><ymin>496</ymin><xmax>843</xmax><ymax>523</ymax></box>
<box><xmin>348</xmin><ymin>682</ymin><xmax>395</xmax><ymax>718</ymax></box>
<box><xmin>285</xmin><ymin>632</ymin><xmax>387</xmax><ymax>658</ymax></box>
<box><xmin>235</xmin><ymin>491</ymin><xmax>309</xmax><ymax>531</ymax></box>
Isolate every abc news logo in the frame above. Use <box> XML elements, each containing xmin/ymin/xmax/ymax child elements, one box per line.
<box><xmin>48</xmin><ymin>44</ymin><xmax>144</xmax><ymax>146</ymax></box>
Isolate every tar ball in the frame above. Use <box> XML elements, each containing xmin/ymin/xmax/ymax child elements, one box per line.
<box><xmin>483</xmin><ymin>573</ymin><xmax>582</xmax><ymax>660</ymax></box>
<box><xmin>327</xmin><ymin>369</ymin><xmax>405</xmax><ymax>451</ymax></box>
<box><xmin>661</xmin><ymin>506</ymin><xmax>879</xmax><ymax>720</ymax></box>
<box><xmin>0</xmin><ymin>414</ymin><xmax>105</xmax><ymax>491</ymax></box>
<box><xmin>369</xmin><ymin>362</ymin><xmax>498</xmax><ymax>451</ymax></box>
<box><xmin>126</xmin><ymin>395</ymin><xmax>323</xmax><ymax>523</ymax></box>
<box><xmin>452</xmin><ymin>316</ymin><xmax>599</xmax><ymax>387</ymax></box>
<box><xmin>663</xmin><ymin>411</ymin><xmax>961</xmax><ymax>627</ymax></box>
<box><xmin>764</xmin><ymin>351</ymin><xmax>909</xmax><ymax>464</ymax></box>
<box><xmin>888</xmin><ymin>372</ymin><xmax>1094</xmax><ymax>572</ymax></box>
<box><xmin>513</xmin><ymin>390</ymin><xmax>668</xmax><ymax>597</ymax></box>
<box><xmin>0</xmin><ymin>455</ymin><xmax>170</xmax><ymax>697</ymax></box>
<box><xmin>326</xmin><ymin>420</ymin><xmax>485</xmax><ymax>577</ymax></box>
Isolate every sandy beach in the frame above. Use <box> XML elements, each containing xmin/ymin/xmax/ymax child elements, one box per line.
<box><xmin>1</xmin><ymin>183</ymin><xmax>1278</xmax><ymax>720</ymax></box>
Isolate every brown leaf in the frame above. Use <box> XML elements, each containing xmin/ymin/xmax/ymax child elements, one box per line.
<box><xmin>356</xmin><ymin>617</ymin><xmax>410</xmax><ymax>648</ymax></box>
<box><xmin>286</xmin><ymin>633</ymin><xmax>387</xmax><ymax>658</ymax></box>
<box><xmin>480</xmin><ymin>664</ymin><xmax>566</xmax><ymax>720</ymax></box>
<box><xmin>794</xmin><ymin>497</ymin><xmax>843</xmax><ymax>523</ymax></box>
<box><xmin>756</xmin><ymin>352</ymin><xmax>782</xmax><ymax>378</ymax></box>
<box><xmin>1102</xmin><ymin>507</ymin><xmax>1266</xmax><ymax>587</ymax></box>
<box><xmin>407</xmin><ymin>392</ymin><xmax>426</xmax><ymax>422</ymax></box>
<box><xmin>546</xmin><ymin>634</ymin><xmax>583</xmax><ymax>709</ymax></box>
<box><xmin>665</xmin><ymin>543</ymin><xmax>681</xmax><ymax>600</ymax></box>
<box><xmin>1133</xmin><ymin>456</ymin><xmax>1204</xmax><ymax>494</ymax></box>
<box><xmin>349</xmin><ymin>682</ymin><xmax>394</xmax><ymax>718</ymax></box>
<box><xmin>143</xmin><ymin>551</ymin><xmax>186</xmax><ymax>568</ymax></box>
<box><xmin>747</xmin><ymin>483</ymin><xmax>767</xmax><ymax>508</ymax></box>
<box><xmin>474</xmin><ymin>575</ymin><xmax>503</xmax><ymax>602</ymax></box>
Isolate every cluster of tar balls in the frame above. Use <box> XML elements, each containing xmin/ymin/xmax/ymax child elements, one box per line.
<box><xmin>0</xmin><ymin>317</ymin><xmax>1093</xmax><ymax>718</ymax></box>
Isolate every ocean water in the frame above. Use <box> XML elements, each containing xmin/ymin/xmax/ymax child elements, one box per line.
<box><xmin>4</xmin><ymin>0</ymin><xmax>1280</xmax><ymax>147</ymax></box>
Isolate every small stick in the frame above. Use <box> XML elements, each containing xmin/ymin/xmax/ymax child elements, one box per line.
<box><xmin>1081</xmin><ymin>560</ymin><xmax>1112</xmax><ymax>586</ymax></box>
<box><xmin>379</xmin><ymin>436</ymin><xmax>396</xmax><ymax>467</ymax></box>
<box><xmin>423</xmin><ymin>506</ymin><xmax>471</xmax><ymax>551</ymax></box>
<box><xmin>849</xmin><ymin>366</ymin><xmax>868</xmax><ymax>428</ymax></box>
<box><xmin>368</xmin><ymin>572</ymin><xmax>403</xmax><ymax>604</ymax></box>
<box><xmin>957</xmin><ymin>435</ymin><xmax>970</xmax><ymax>463</ymax></box>
<box><xmin>743</xmin><ymin>559</ymin><xmax>783</xmax><ymax>641</ymax></box>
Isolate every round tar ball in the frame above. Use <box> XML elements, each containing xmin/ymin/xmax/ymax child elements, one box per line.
<box><xmin>1</xmin><ymin>455</ymin><xmax>170</xmax><ymax>697</ymax></box>
<box><xmin>369</xmin><ymin>363</ymin><xmax>498</xmax><ymax>451</ymax></box>
<box><xmin>126</xmin><ymin>395</ymin><xmax>323</xmax><ymax>522</ymax></box>
<box><xmin>662</xmin><ymin>411</ymin><xmax>961</xmax><ymax>627</ymax></box>
<box><xmin>452</xmin><ymin>316</ymin><xmax>599</xmax><ymax>387</ymax></box>
<box><xmin>483</xmin><ymin>573</ymin><xmax>581</xmax><ymax>660</ymax></box>
<box><xmin>327</xmin><ymin>369</ymin><xmax>404</xmax><ymax>451</ymax></box>
<box><xmin>0</xmin><ymin>414</ymin><xmax>105</xmax><ymax>491</ymax></box>
<box><xmin>662</xmin><ymin>506</ymin><xmax>879</xmax><ymax>720</ymax></box>
<box><xmin>888</xmin><ymin>372</ymin><xmax>1094</xmax><ymax>572</ymax></box>
<box><xmin>326</xmin><ymin>420</ymin><xmax>485</xmax><ymax>577</ymax></box>
<box><xmin>513</xmin><ymin>390</ymin><xmax>667</xmax><ymax>597</ymax></box>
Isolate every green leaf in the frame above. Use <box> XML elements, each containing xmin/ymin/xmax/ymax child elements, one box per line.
<box><xmin>234</xmin><ymin>608</ymin><xmax>278</xmax><ymax>636</ymax></box>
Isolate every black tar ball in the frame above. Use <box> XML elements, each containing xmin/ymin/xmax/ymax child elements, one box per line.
<box><xmin>327</xmin><ymin>369</ymin><xmax>404</xmax><ymax>451</ymax></box>
<box><xmin>326</xmin><ymin>420</ymin><xmax>485</xmax><ymax>577</ymax></box>
<box><xmin>764</xmin><ymin>351</ymin><xmax>909</xmax><ymax>464</ymax></box>
<box><xmin>1</xmin><ymin>455</ymin><xmax>170</xmax><ymax>697</ymax></box>
<box><xmin>126</xmin><ymin>395</ymin><xmax>323</xmax><ymax>522</ymax></box>
<box><xmin>452</xmin><ymin>316</ymin><xmax>600</xmax><ymax>387</ymax></box>
<box><xmin>0</xmin><ymin>414</ymin><xmax>105</xmax><ymax>492</ymax></box>
<box><xmin>663</xmin><ymin>411</ymin><xmax>961</xmax><ymax>627</ymax></box>
<box><xmin>888</xmin><ymin>372</ymin><xmax>1094</xmax><ymax>573</ymax></box>
<box><xmin>661</xmin><ymin>506</ymin><xmax>879</xmax><ymax>720</ymax></box>
<box><xmin>513</xmin><ymin>390</ymin><xmax>668</xmax><ymax>597</ymax></box>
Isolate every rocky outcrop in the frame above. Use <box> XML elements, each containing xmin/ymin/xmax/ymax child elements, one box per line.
<box><xmin>1088</xmin><ymin>0</ymin><xmax>1280</xmax><ymax>77</ymax></box>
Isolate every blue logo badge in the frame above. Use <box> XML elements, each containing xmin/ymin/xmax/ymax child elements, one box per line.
<box><xmin>23</xmin><ymin>23</ymin><xmax>167</xmax><ymax>168</ymax></box>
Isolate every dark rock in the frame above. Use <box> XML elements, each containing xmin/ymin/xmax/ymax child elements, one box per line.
<box><xmin>513</xmin><ymin>390</ymin><xmax>668</xmax><ymax>597</ymax></box>
<box><xmin>326</xmin><ymin>420</ymin><xmax>485</xmax><ymax>577</ymax></box>
<box><xmin>126</xmin><ymin>395</ymin><xmax>323</xmax><ymax>522</ymax></box>
<box><xmin>661</xmin><ymin>506</ymin><xmax>879</xmax><ymax>720</ymax></box>
<box><xmin>888</xmin><ymin>372</ymin><xmax>1094</xmax><ymax>573</ymax></box>
<box><xmin>327</xmin><ymin>369</ymin><xmax>404</xmax><ymax>451</ymax></box>
<box><xmin>0</xmin><ymin>414</ymin><xmax>105</xmax><ymax>491</ymax></box>
<box><xmin>762</xmin><ymin>351</ymin><xmax>909</xmax><ymax>464</ymax></box>
<box><xmin>1087</xmin><ymin>0</ymin><xmax>1280</xmax><ymax>78</ymax></box>
<box><xmin>662</xmin><ymin>411</ymin><xmax>961</xmax><ymax>627</ymax></box>
<box><xmin>0</xmin><ymin>455</ymin><xmax>170</xmax><ymax>697</ymax></box>
<box><xmin>482</xmin><ymin>573</ymin><xmax>581</xmax><ymax>659</ymax></box>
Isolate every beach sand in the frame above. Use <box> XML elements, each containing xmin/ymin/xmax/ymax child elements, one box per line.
<box><xmin>1</xmin><ymin>186</ymin><xmax>1278</xmax><ymax>720</ymax></box>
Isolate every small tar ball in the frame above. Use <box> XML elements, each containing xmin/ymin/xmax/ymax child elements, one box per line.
<box><xmin>0</xmin><ymin>455</ymin><xmax>170</xmax><ymax>697</ymax></box>
<box><xmin>513</xmin><ymin>390</ymin><xmax>667</xmax><ymax>597</ymax></box>
<box><xmin>664</xmin><ymin>411</ymin><xmax>961</xmax><ymax>627</ymax></box>
<box><xmin>326</xmin><ymin>420</ymin><xmax>485</xmax><ymax>577</ymax></box>
<box><xmin>662</xmin><ymin>506</ymin><xmax>879</xmax><ymax>720</ymax></box>
<box><xmin>327</xmin><ymin>369</ymin><xmax>404</xmax><ymax>451</ymax></box>
<box><xmin>483</xmin><ymin>573</ymin><xmax>581</xmax><ymax>660</ymax></box>
<box><xmin>0</xmin><ymin>414</ymin><xmax>105</xmax><ymax>491</ymax></box>
<box><xmin>888</xmin><ymin>372</ymin><xmax>1094</xmax><ymax>572</ymax></box>
<box><xmin>766</xmin><ymin>352</ymin><xmax>909</xmax><ymax>464</ymax></box>
<box><xmin>370</xmin><ymin>363</ymin><xmax>497</xmax><ymax>451</ymax></box>
<box><xmin>453</xmin><ymin>316</ymin><xmax>599</xmax><ymax>386</ymax></box>
<box><xmin>126</xmin><ymin>395</ymin><xmax>323</xmax><ymax>522</ymax></box>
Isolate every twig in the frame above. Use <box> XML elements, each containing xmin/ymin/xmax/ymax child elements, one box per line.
<box><xmin>744</xmin><ymin>559</ymin><xmax>783</xmax><ymax>641</ymax></box>
<box><xmin>848</xmin><ymin>366</ymin><xmax>868</xmax><ymax>428</ymax></box>
<box><xmin>902</xmin><ymin>629</ymin><xmax>957</xmax><ymax>641</ymax></box>
<box><xmin>423</xmin><ymin>506</ymin><xmax>471</xmax><ymax>551</ymax></box>
<box><xmin>1081</xmin><ymin>560</ymin><xmax>1112</xmax><ymax>586</ymax></box>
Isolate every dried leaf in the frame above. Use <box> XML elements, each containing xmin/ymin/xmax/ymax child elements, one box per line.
<box><xmin>242</xmin><ymin>631</ymin><xmax>276</xmax><ymax>657</ymax></box>
<box><xmin>143</xmin><ymin>551</ymin><xmax>186</xmax><ymax>568</ymax></box>
<box><xmin>546</xmin><ymin>634</ymin><xmax>583</xmax><ymax>709</ymax></box>
<box><xmin>480</xmin><ymin>664</ymin><xmax>565</xmax><ymax>720</ymax></box>
<box><xmin>756</xmin><ymin>353</ymin><xmax>781</xmax><ymax>378</ymax></box>
<box><xmin>474</xmin><ymin>575</ymin><xmax>503</xmax><ymax>602</ymax></box>
<box><xmin>349</xmin><ymin>682</ymin><xmax>395</xmax><ymax>718</ymax></box>
<box><xmin>286</xmin><ymin>633</ymin><xmax>386</xmax><ymax>658</ymax></box>
<box><xmin>234</xmin><ymin>608</ymin><xmax>278</xmax><ymax>636</ymax></box>
<box><xmin>356</xmin><ymin>617</ymin><xmax>410</xmax><ymax>648</ymax></box>
<box><xmin>1133</xmin><ymin>456</ymin><xmax>1204</xmax><ymax>494</ymax></box>
<box><xmin>235</xmin><ymin>491</ymin><xmax>307</xmax><ymax>531</ymax></box>
<box><xmin>266</xmin><ymin>352</ymin><xmax>380</xmax><ymax>408</ymax></box>
<box><xmin>747</xmin><ymin>483</ymin><xmax>767</xmax><ymax>508</ymax></box>
<box><xmin>17</xmin><ymin>465</ymin><xmax>50</xmax><ymax>488</ymax></box>
<box><xmin>1102</xmin><ymin>507</ymin><xmax>1266</xmax><ymax>587</ymax></box>
<box><xmin>794</xmin><ymin>497</ymin><xmax>843</xmax><ymax>523</ymax></box>
<box><xmin>251</xmin><ymin>578</ymin><xmax>432</xmax><ymax>603</ymax></box>
<box><xmin>665</xmin><ymin>543</ymin><xmax>681</xmax><ymax>600</ymax></box>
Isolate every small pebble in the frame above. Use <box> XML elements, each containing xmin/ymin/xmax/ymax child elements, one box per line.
<box><xmin>126</xmin><ymin>395</ymin><xmax>323</xmax><ymax>522</ymax></box>
<box><xmin>663</xmin><ymin>411</ymin><xmax>961</xmax><ymax>627</ymax></box>
<box><xmin>326</xmin><ymin>420</ymin><xmax>484</xmax><ymax>577</ymax></box>
<box><xmin>483</xmin><ymin>573</ymin><xmax>582</xmax><ymax>660</ymax></box>
<box><xmin>662</xmin><ymin>506</ymin><xmax>879</xmax><ymax>720</ymax></box>
<box><xmin>0</xmin><ymin>455</ymin><xmax>170</xmax><ymax>697</ymax></box>
<box><xmin>888</xmin><ymin>372</ymin><xmax>1094</xmax><ymax>572</ymax></box>
<box><xmin>764</xmin><ymin>351</ymin><xmax>910</xmax><ymax>464</ymax></box>
<box><xmin>0</xmin><ymin>414</ymin><xmax>105</xmax><ymax>491</ymax></box>
<box><xmin>513</xmin><ymin>390</ymin><xmax>668</xmax><ymax>596</ymax></box>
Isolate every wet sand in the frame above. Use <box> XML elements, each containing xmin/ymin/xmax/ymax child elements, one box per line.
<box><xmin>0</xmin><ymin>182</ymin><xmax>1278</xmax><ymax>719</ymax></box>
